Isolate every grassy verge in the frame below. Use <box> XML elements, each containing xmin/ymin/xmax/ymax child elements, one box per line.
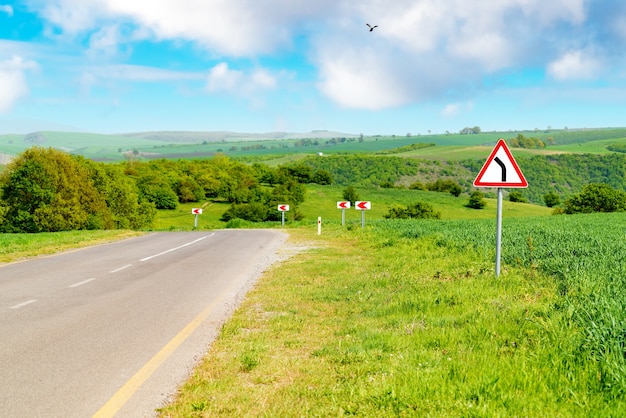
<box><xmin>159</xmin><ymin>220</ymin><xmax>623</xmax><ymax>417</ymax></box>
<box><xmin>0</xmin><ymin>230</ymin><xmax>143</xmax><ymax>264</ymax></box>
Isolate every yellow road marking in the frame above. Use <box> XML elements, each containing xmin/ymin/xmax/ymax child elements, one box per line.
<box><xmin>93</xmin><ymin>293</ymin><xmax>227</xmax><ymax>417</ymax></box>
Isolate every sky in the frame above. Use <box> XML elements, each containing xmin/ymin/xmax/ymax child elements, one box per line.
<box><xmin>1</xmin><ymin>0</ymin><xmax>626</xmax><ymax>135</ymax></box>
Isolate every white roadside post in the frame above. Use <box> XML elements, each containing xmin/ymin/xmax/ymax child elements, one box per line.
<box><xmin>355</xmin><ymin>201</ymin><xmax>371</xmax><ymax>228</ymax></box>
<box><xmin>318</xmin><ymin>217</ymin><xmax>322</xmax><ymax>235</ymax></box>
<box><xmin>473</xmin><ymin>139</ymin><xmax>528</xmax><ymax>277</ymax></box>
<box><xmin>337</xmin><ymin>201</ymin><xmax>351</xmax><ymax>225</ymax></box>
<box><xmin>277</xmin><ymin>204</ymin><xmax>289</xmax><ymax>227</ymax></box>
<box><xmin>191</xmin><ymin>208</ymin><xmax>202</xmax><ymax>229</ymax></box>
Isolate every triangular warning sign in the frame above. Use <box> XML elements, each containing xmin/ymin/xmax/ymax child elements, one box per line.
<box><xmin>473</xmin><ymin>139</ymin><xmax>528</xmax><ymax>188</ymax></box>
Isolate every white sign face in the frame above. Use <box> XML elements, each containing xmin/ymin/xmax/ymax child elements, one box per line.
<box><xmin>473</xmin><ymin>139</ymin><xmax>528</xmax><ymax>188</ymax></box>
<box><xmin>191</xmin><ymin>208</ymin><xmax>203</xmax><ymax>214</ymax></box>
<box><xmin>355</xmin><ymin>201</ymin><xmax>371</xmax><ymax>210</ymax></box>
<box><xmin>337</xmin><ymin>201</ymin><xmax>351</xmax><ymax>209</ymax></box>
<box><xmin>277</xmin><ymin>204</ymin><xmax>290</xmax><ymax>212</ymax></box>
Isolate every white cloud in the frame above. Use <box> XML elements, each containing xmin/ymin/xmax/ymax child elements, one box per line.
<box><xmin>206</xmin><ymin>62</ymin><xmax>277</xmax><ymax>96</ymax></box>
<box><xmin>441</xmin><ymin>102</ymin><xmax>474</xmax><ymax>117</ymax></box>
<box><xmin>23</xmin><ymin>0</ymin><xmax>623</xmax><ymax>112</ymax></box>
<box><xmin>441</xmin><ymin>103</ymin><xmax>461</xmax><ymax>117</ymax></box>
<box><xmin>26</xmin><ymin>0</ymin><xmax>339</xmax><ymax>55</ymax></box>
<box><xmin>0</xmin><ymin>4</ymin><xmax>13</xmax><ymax>16</ymax></box>
<box><xmin>87</xmin><ymin>25</ymin><xmax>123</xmax><ymax>58</ymax></box>
<box><xmin>547</xmin><ymin>50</ymin><xmax>602</xmax><ymax>81</ymax></box>
<box><xmin>0</xmin><ymin>56</ymin><xmax>37</xmax><ymax>113</ymax></box>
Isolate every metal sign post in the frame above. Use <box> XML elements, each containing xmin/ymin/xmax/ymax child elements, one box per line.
<box><xmin>495</xmin><ymin>188</ymin><xmax>503</xmax><ymax>277</ymax></box>
<box><xmin>355</xmin><ymin>201</ymin><xmax>371</xmax><ymax>228</ymax></box>
<box><xmin>473</xmin><ymin>139</ymin><xmax>528</xmax><ymax>277</ymax></box>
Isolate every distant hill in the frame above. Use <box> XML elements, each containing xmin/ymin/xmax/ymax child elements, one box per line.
<box><xmin>120</xmin><ymin>130</ymin><xmax>359</xmax><ymax>143</ymax></box>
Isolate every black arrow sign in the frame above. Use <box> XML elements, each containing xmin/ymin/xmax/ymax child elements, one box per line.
<box><xmin>494</xmin><ymin>156</ymin><xmax>506</xmax><ymax>182</ymax></box>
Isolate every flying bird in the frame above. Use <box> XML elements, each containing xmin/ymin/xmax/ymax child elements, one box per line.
<box><xmin>366</xmin><ymin>23</ymin><xmax>378</xmax><ymax>32</ymax></box>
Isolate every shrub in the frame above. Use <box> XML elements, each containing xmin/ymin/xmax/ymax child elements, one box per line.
<box><xmin>508</xmin><ymin>191</ymin><xmax>527</xmax><ymax>203</ymax></box>
<box><xmin>544</xmin><ymin>191</ymin><xmax>561</xmax><ymax>208</ymax></box>
<box><xmin>467</xmin><ymin>190</ymin><xmax>486</xmax><ymax>209</ymax></box>
<box><xmin>384</xmin><ymin>201</ymin><xmax>441</xmax><ymax>219</ymax></box>
<box><xmin>564</xmin><ymin>183</ymin><xmax>626</xmax><ymax>214</ymax></box>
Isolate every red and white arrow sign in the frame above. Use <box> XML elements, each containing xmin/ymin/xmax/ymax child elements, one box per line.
<box><xmin>277</xmin><ymin>204</ymin><xmax>290</xmax><ymax>212</ymax></box>
<box><xmin>191</xmin><ymin>208</ymin><xmax>202</xmax><ymax>214</ymax></box>
<box><xmin>355</xmin><ymin>201</ymin><xmax>371</xmax><ymax>210</ymax></box>
<box><xmin>337</xmin><ymin>201</ymin><xmax>351</xmax><ymax>209</ymax></box>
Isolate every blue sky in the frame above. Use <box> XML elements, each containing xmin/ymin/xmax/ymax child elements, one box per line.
<box><xmin>1</xmin><ymin>0</ymin><xmax>626</xmax><ymax>135</ymax></box>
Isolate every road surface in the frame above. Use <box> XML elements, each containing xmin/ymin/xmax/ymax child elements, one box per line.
<box><xmin>0</xmin><ymin>230</ymin><xmax>287</xmax><ymax>417</ymax></box>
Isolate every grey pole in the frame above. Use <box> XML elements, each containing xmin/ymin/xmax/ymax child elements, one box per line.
<box><xmin>361</xmin><ymin>210</ymin><xmax>365</xmax><ymax>228</ymax></box>
<box><xmin>495</xmin><ymin>188</ymin><xmax>503</xmax><ymax>277</ymax></box>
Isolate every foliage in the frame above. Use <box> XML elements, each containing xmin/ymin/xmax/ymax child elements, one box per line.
<box><xmin>543</xmin><ymin>191</ymin><xmax>561</xmax><ymax>207</ymax></box>
<box><xmin>0</xmin><ymin>148</ymin><xmax>109</xmax><ymax>232</ymax></box>
<box><xmin>607</xmin><ymin>143</ymin><xmax>626</xmax><ymax>153</ymax></box>
<box><xmin>563</xmin><ymin>183</ymin><xmax>626</xmax><ymax>214</ymax></box>
<box><xmin>0</xmin><ymin>148</ymin><xmax>155</xmax><ymax>232</ymax></box>
<box><xmin>508</xmin><ymin>190</ymin><xmax>527</xmax><ymax>203</ymax></box>
<box><xmin>375</xmin><ymin>142</ymin><xmax>436</xmax><ymax>155</ymax></box>
<box><xmin>311</xmin><ymin>169</ymin><xmax>333</xmax><ymax>185</ymax></box>
<box><xmin>459</xmin><ymin>126</ymin><xmax>481</xmax><ymax>134</ymax></box>
<box><xmin>425</xmin><ymin>178</ymin><xmax>462</xmax><ymax>196</ymax></box>
<box><xmin>507</xmin><ymin>133</ymin><xmax>545</xmax><ymax>149</ymax></box>
<box><xmin>467</xmin><ymin>190</ymin><xmax>486</xmax><ymax>209</ymax></box>
<box><xmin>342</xmin><ymin>186</ymin><xmax>359</xmax><ymax>204</ymax></box>
<box><xmin>383</xmin><ymin>201</ymin><xmax>441</xmax><ymax>219</ymax></box>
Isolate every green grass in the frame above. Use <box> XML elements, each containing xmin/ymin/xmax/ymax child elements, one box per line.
<box><xmin>159</xmin><ymin>213</ymin><xmax>626</xmax><ymax>416</ymax></box>
<box><xmin>0</xmin><ymin>230</ymin><xmax>142</xmax><ymax>263</ymax></box>
<box><xmin>549</xmin><ymin>137</ymin><xmax>626</xmax><ymax>154</ymax></box>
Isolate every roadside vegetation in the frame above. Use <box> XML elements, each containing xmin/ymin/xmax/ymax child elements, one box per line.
<box><xmin>159</xmin><ymin>213</ymin><xmax>626</xmax><ymax>416</ymax></box>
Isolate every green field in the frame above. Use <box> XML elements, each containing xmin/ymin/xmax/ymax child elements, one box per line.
<box><xmin>3</xmin><ymin>127</ymin><xmax>626</xmax><ymax>163</ymax></box>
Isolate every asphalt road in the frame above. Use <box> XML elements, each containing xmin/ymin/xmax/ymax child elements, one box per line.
<box><xmin>0</xmin><ymin>229</ymin><xmax>287</xmax><ymax>417</ymax></box>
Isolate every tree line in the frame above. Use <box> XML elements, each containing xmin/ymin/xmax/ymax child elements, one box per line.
<box><xmin>0</xmin><ymin>148</ymin><xmax>331</xmax><ymax>232</ymax></box>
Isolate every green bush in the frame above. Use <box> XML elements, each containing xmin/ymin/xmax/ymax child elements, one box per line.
<box><xmin>564</xmin><ymin>183</ymin><xmax>626</xmax><ymax>213</ymax></box>
<box><xmin>384</xmin><ymin>201</ymin><xmax>441</xmax><ymax>219</ymax></box>
<box><xmin>467</xmin><ymin>190</ymin><xmax>486</xmax><ymax>209</ymax></box>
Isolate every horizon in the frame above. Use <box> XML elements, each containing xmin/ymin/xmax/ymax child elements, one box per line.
<box><xmin>2</xmin><ymin>1</ymin><xmax>626</xmax><ymax>135</ymax></box>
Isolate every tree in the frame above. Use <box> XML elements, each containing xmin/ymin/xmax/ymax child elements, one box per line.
<box><xmin>544</xmin><ymin>191</ymin><xmax>560</xmax><ymax>208</ymax></box>
<box><xmin>311</xmin><ymin>169</ymin><xmax>333</xmax><ymax>185</ymax></box>
<box><xmin>0</xmin><ymin>147</ymin><xmax>110</xmax><ymax>232</ymax></box>
<box><xmin>467</xmin><ymin>190</ymin><xmax>486</xmax><ymax>209</ymax></box>
<box><xmin>564</xmin><ymin>183</ymin><xmax>626</xmax><ymax>214</ymax></box>
<box><xmin>342</xmin><ymin>186</ymin><xmax>359</xmax><ymax>204</ymax></box>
